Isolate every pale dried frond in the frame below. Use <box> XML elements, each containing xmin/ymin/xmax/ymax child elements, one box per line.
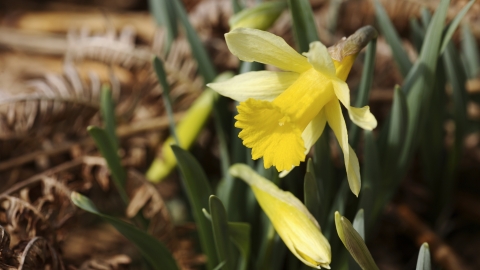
<box><xmin>66</xmin><ymin>26</ymin><xmax>152</xmax><ymax>70</ymax></box>
<box><xmin>78</xmin><ymin>254</ymin><xmax>131</xmax><ymax>270</ymax></box>
<box><xmin>0</xmin><ymin>63</ymin><xmax>101</xmax><ymax>139</ymax></box>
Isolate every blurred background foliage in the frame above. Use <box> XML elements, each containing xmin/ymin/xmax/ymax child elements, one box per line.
<box><xmin>0</xmin><ymin>0</ymin><xmax>479</xmax><ymax>269</ymax></box>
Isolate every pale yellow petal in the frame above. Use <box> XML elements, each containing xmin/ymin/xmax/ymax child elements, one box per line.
<box><xmin>303</xmin><ymin>41</ymin><xmax>336</xmax><ymax>77</ymax></box>
<box><xmin>332</xmin><ymin>80</ymin><xmax>351</xmax><ymax>109</ymax></box>
<box><xmin>207</xmin><ymin>71</ymin><xmax>299</xmax><ymax>102</ymax></box>
<box><xmin>225</xmin><ymin>28</ymin><xmax>311</xmax><ymax>73</ymax></box>
<box><xmin>301</xmin><ymin>110</ymin><xmax>327</xmax><ymax>155</ymax></box>
<box><xmin>333</xmin><ymin>80</ymin><xmax>377</xmax><ymax>131</ymax></box>
<box><xmin>348</xmin><ymin>106</ymin><xmax>378</xmax><ymax>130</ymax></box>
<box><xmin>324</xmin><ymin>100</ymin><xmax>361</xmax><ymax>196</ymax></box>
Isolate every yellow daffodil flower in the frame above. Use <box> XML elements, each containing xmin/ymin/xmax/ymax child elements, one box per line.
<box><xmin>208</xmin><ymin>26</ymin><xmax>377</xmax><ymax>196</ymax></box>
<box><xmin>230</xmin><ymin>163</ymin><xmax>331</xmax><ymax>269</ymax></box>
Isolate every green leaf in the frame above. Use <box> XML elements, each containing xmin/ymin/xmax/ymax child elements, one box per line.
<box><xmin>87</xmin><ymin>126</ymin><xmax>128</xmax><ymax>204</ymax></box>
<box><xmin>382</xmin><ymin>86</ymin><xmax>407</xmax><ymax>184</ymax></box>
<box><xmin>416</xmin><ymin>243</ymin><xmax>431</xmax><ymax>270</ymax></box>
<box><xmin>461</xmin><ymin>23</ymin><xmax>480</xmax><ymax>78</ymax></box>
<box><xmin>100</xmin><ymin>85</ymin><xmax>118</xmax><ymax>150</ymax></box>
<box><xmin>409</xmin><ymin>18</ymin><xmax>425</xmax><ymax>52</ymax></box>
<box><xmin>287</xmin><ymin>0</ymin><xmax>319</xmax><ymax>52</ymax></box>
<box><xmin>359</xmin><ymin>130</ymin><xmax>380</xmax><ymax>234</ymax></box>
<box><xmin>313</xmin><ymin>130</ymin><xmax>334</xmax><ymax>226</ymax></box>
<box><xmin>203</xmin><ymin>209</ymin><xmax>251</xmax><ymax>270</ymax></box>
<box><xmin>172</xmin><ymin>0</ymin><xmax>217</xmax><ymax>83</ymax></box>
<box><xmin>374</xmin><ymin>0</ymin><xmax>412</xmax><ymax>77</ymax></box>
<box><xmin>171</xmin><ymin>145</ymin><xmax>218</xmax><ymax>268</ymax></box>
<box><xmin>209</xmin><ymin>196</ymin><xmax>236</xmax><ymax>270</ymax></box>
<box><xmin>421</xmin><ymin>8</ymin><xmax>432</xmax><ymax>28</ymax></box>
<box><xmin>398</xmin><ymin>0</ymin><xmax>450</xmax><ymax>178</ymax></box>
<box><xmin>304</xmin><ymin>167</ymin><xmax>320</xmax><ymax>221</ymax></box>
<box><xmin>231</xmin><ymin>0</ymin><xmax>243</xmax><ymax>14</ymax></box>
<box><xmin>442</xmin><ymin>41</ymin><xmax>468</xmax><ymax>206</ymax></box>
<box><xmin>148</xmin><ymin>0</ymin><xmax>177</xmax><ymax>52</ymax></box>
<box><xmin>349</xmin><ymin>38</ymin><xmax>377</xmax><ymax>147</ymax></box>
<box><xmin>213</xmin><ymin>261</ymin><xmax>227</xmax><ymax>270</ymax></box>
<box><xmin>71</xmin><ymin>192</ymin><xmax>178</xmax><ymax>270</ymax></box>
<box><xmin>335</xmin><ymin>212</ymin><xmax>379</xmax><ymax>270</ymax></box>
<box><xmin>153</xmin><ymin>56</ymin><xmax>179</xmax><ymax>145</ymax></box>
<box><xmin>439</xmin><ymin>0</ymin><xmax>476</xmax><ymax>54</ymax></box>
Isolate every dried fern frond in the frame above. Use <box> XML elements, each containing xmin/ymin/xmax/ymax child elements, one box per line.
<box><xmin>0</xmin><ymin>64</ymin><xmax>101</xmax><ymax>139</ymax></box>
<box><xmin>66</xmin><ymin>26</ymin><xmax>152</xmax><ymax>70</ymax></box>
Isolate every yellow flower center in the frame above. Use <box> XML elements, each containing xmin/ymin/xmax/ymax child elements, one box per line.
<box><xmin>235</xmin><ymin>68</ymin><xmax>335</xmax><ymax>171</ymax></box>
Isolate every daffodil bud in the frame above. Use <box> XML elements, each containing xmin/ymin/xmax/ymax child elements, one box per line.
<box><xmin>230</xmin><ymin>164</ymin><xmax>331</xmax><ymax>269</ymax></box>
<box><xmin>335</xmin><ymin>211</ymin><xmax>379</xmax><ymax>270</ymax></box>
<box><xmin>147</xmin><ymin>72</ymin><xmax>234</xmax><ymax>182</ymax></box>
<box><xmin>328</xmin><ymin>25</ymin><xmax>378</xmax><ymax>80</ymax></box>
<box><xmin>229</xmin><ymin>1</ymin><xmax>287</xmax><ymax>31</ymax></box>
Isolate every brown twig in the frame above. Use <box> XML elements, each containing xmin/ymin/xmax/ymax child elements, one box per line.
<box><xmin>391</xmin><ymin>204</ymin><xmax>471</xmax><ymax>270</ymax></box>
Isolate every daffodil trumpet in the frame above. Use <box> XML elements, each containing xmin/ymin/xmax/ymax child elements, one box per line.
<box><xmin>230</xmin><ymin>164</ymin><xmax>331</xmax><ymax>269</ymax></box>
<box><xmin>208</xmin><ymin>26</ymin><xmax>378</xmax><ymax>196</ymax></box>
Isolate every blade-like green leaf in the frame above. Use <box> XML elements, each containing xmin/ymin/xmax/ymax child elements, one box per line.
<box><xmin>87</xmin><ymin>126</ymin><xmax>128</xmax><ymax>204</ymax></box>
<box><xmin>154</xmin><ymin>56</ymin><xmax>179</xmax><ymax>145</ymax></box>
<box><xmin>172</xmin><ymin>0</ymin><xmax>217</xmax><ymax>83</ymax></box>
<box><xmin>71</xmin><ymin>192</ymin><xmax>178</xmax><ymax>270</ymax></box>
<box><xmin>313</xmin><ymin>130</ymin><xmax>334</xmax><ymax>226</ymax></box>
<box><xmin>209</xmin><ymin>196</ymin><xmax>235</xmax><ymax>270</ymax></box>
<box><xmin>398</xmin><ymin>0</ymin><xmax>450</xmax><ymax>177</ymax></box>
<box><xmin>171</xmin><ymin>145</ymin><xmax>218</xmax><ymax>268</ymax></box>
<box><xmin>213</xmin><ymin>261</ymin><xmax>227</xmax><ymax>270</ymax></box>
<box><xmin>439</xmin><ymin>0</ymin><xmax>476</xmax><ymax>54</ymax></box>
<box><xmin>421</xmin><ymin>8</ymin><xmax>432</xmax><ymax>28</ymax></box>
<box><xmin>349</xmin><ymin>38</ymin><xmax>377</xmax><ymax>147</ymax></box>
<box><xmin>287</xmin><ymin>0</ymin><xmax>319</xmax><ymax>52</ymax></box>
<box><xmin>359</xmin><ymin>130</ymin><xmax>380</xmax><ymax>235</ymax></box>
<box><xmin>100</xmin><ymin>85</ymin><xmax>118</xmax><ymax>150</ymax></box>
<box><xmin>442</xmin><ymin>41</ymin><xmax>468</xmax><ymax>207</ymax></box>
<box><xmin>461</xmin><ymin>23</ymin><xmax>480</xmax><ymax>78</ymax></box>
<box><xmin>416</xmin><ymin>243</ymin><xmax>431</xmax><ymax>270</ymax></box>
<box><xmin>409</xmin><ymin>18</ymin><xmax>425</xmax><ymax>52</ymax></box>
<box><xmin>304</xmin><ymin>168</ymin><xmax>320</xmax><ymax>221</ymax></box>
<box><xmin>382</xmin><ymin>86</ymin><xmax>407</xmax><ymax>193</ymax></box>
<box><xmin>335</xmin><ymin>212</ymin><xmax>379</xmax><ymax>270</ymax></box>
<box><xmin>231</xmin><ymin>0</ymin><xmax>243</xmax><ymax>14</ymax></box>
<box><xmin>374</xmin><ymin>0</ymin><xmax>412</xmax><ymax>77</ymax></box>
<box><xmin>148</xmin><ymin>0</ymin><xmax>177</xmax><ymax>52</ymax></box>
<box><xmin>203</xmin><ymin>209</ymin><xmax>251</xmax><ymax>270</ymax></box>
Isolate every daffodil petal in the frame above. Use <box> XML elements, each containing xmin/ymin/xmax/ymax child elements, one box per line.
<box><xmin>225</xmin><ymin>28</ymin><xmax>311</xmax><ymax>73</ymax></box>
<box><xmin>332</xmin><ymin>80</ymin><xmax>351</xmax><ymax>109</ymax></box>
<box><xmin>207</xmin><ymin>71</ymin><xmax>299</xmax><ymax>102</ymax></box>
<box><xmin>303</xmin><ymin>41</ymin><xmax>336</xmax><ymax>77</ymax></box>
<box><xmin>302</xmin><ymin>110</ymin><xmax>327</xmax><ymax>155</ymax></box>
<box><xmin>332</xmin><ymin>80</ymin><xmax>377</xmax><ymax>130</ymax></box>
<box><xmin>348</xmin><ymin>106</ymin><xmax>378</xmax><ymax>130</ymax></box>
<box><xmin>324</xmin><ymin>100</ymin><xmax>361</xmax><ymax>196</ymax></box>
